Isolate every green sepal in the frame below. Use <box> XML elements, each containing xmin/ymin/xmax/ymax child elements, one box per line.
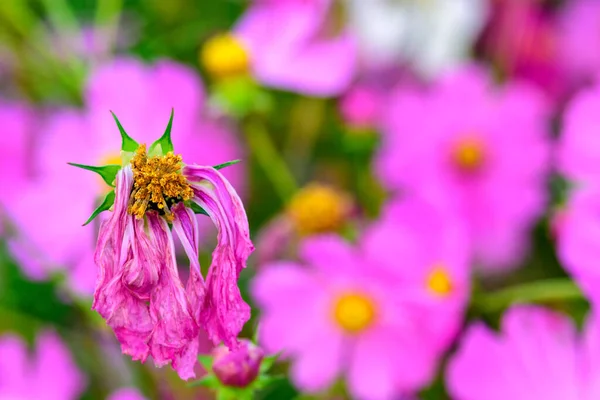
<box><xmin>149</xmin><ymin>108</ymin><xmax>174</xmax><ymax>155</ymax></box>
<box><xmin>111</xmin><ymin>111</ymin><xmax>139</xmax><ymax>152</ymax></box>
<box><xmin>259</xmin><ymin>353</ymin><xmax>279</xmax><ymax>374</ymax></box>
<box><xmin>67</xmin><ymin>163</ymin><xmax>120</xmax><ymax>187</ymax></box>
<box><xmin>213</xmin><ymin>159</ymin><xmax>240</xmax><ymax>170</ymax></box>
<box><xmin>189</xmin><ymin>202</ymin><xmax>209</xmax><ymax>216</ymax></box>
<box><xmin>83</xmin><ymin>191</ymin><xmax>115</xmax><ymax>226</ymax></box>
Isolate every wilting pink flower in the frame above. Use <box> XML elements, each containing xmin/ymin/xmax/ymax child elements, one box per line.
<box><xmin>447</xmin><ymin>305</ymin><xmax>600</xmax><ymax>399</ymax></box>
<box><xmin>108</xmin><ymin>388</ymin><xmax>147</xmax><ymax>400</ymax></box>
<box><xmin>3</xmin><ymin>58</ymin><xmax>243</xmax><ymax>296</ymax></box>
<box><xmin>232</xmin><ymin>0</ymin><xmax>356</xmax><ymax>96</ymax></box>
<box><xmin>253</xmin><ymin>197</ymin><xmax>469</xmax><ymax>399</ymax></box>
<box><xmin>0</xmin><ymin>331</ymin><xmax>85</xmax><ymax>399</ymax></box>
<box><xmin>212</xmin><ymin>339</ymin><xmax>264</xmax><ymax>387</ymax></box>
<box><xmin>376</xmin><ymin>65</ymin><xmax>550</xmax><ymax>270</ymax></box>
<box><xmin>90</xmin><ymin>117</ymin><xmax>252</xmax><ymax>379</ymax></box>
<box><xmin>339</xmin><ymin>85</ymin><xmax>382</xmax><ymax>129</ymax></box>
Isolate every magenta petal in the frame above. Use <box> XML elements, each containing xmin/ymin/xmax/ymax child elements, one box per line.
<box><xmin>172</xmin><ymin>202</ymin><xmax>206</xmax><ymax>322</ymax></box>
<box><xmin>92</xmin><ymin>168</ymin><xmax>153</xmax><ymax>362</ymax></box>
<box><xmin>146</xmin><ymin>212</ymin><xmax>200</xmax><ymax>380</ymax></box>
<box><xmin>184</xmin><ymin>165</ymin><xmax>254</xmax><ymax>348</ymax></box>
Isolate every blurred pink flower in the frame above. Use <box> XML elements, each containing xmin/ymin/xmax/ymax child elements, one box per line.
<box><xmin>482</xmin><ymin>0</ymin><xmax>563</xmax><ymax>99</ymax></box>
<box><xmin>3</xmin><ymin>58</ymin><xmax>244</xmax><ymax>296</ymax></box>
<box><xmin>558</xmin><ymin>0</ymin><xmax>600</xmax><ymax>89</ymax></box>
<box><xmin>557</xmin><ymin>85</ymin><xmax>600</xmax><ymax>184</ymax></box>
<box><xmin>0</xmin><ymin>331</ymin><xmax>85</xmax><ymax>400</ymax></box>
<box><xmin>253</xmin><ymin>197</ymin><xmax>469</xmax><ymax>399</ymax></box>
<box><xmin>376</xmin><ymin>65</ymin><xmax>551</xmax><ymax>270</ymax></box>
<box><xmin>94</xmin><ymin>152</ymin><xmax>252</xmax><ymax>379</ymax></box>
<box><xmin>447</xmin><ymin>305</ymin><xmax>600</xmax><ymax>399</ymax></box>
<box><xmin>234</xmin><ymin>0</ymin><xmax>356</xmax><ymax>96</ymax></box>
<box><xmin>108</xmin><ymin>388</ymin><xmax>146</xmax><ymax>400</ymax></box>
<box><xmin>339</xmin><ymin>85</ymin><xmax>382</xmax><ymax>129</ymax></box>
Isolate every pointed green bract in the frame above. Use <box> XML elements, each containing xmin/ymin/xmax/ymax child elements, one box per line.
<box><xmin>68</xmin><ymin>163</ymin><xmax>120</xmax><ymax>187</ymax></box>
<box><xmin>83</xmin><ymin>191</ymin><xmax>115</xmax><ymax>226</ymax></box>
<box><xmin>213</xmin><ymin>159</ymin><xmax>241</xmax><ymax>170</ymax></box>
<box><xmin>149</xmin><ymin>108</ymin><xmax>175</xmax><ymax>155</ymax></box>
<box><xmin>111</xmin><ymin>111</ymin><xmax>139</xmax><ymax>152</ymax></box>
<box><xmin>189</xmin><ymin>202</ymin><xmax>209</xmax><ymax>216</ymax></box>
<box><xmin>197</xmin><ymin>354</ymin><xmax>213</xmax><ymax>370</ymax></box>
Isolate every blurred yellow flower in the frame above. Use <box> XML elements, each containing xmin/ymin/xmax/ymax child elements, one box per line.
<box><xmin>200</xmin><ymin>33</ymin><xmax>250</xmax><ymax>79</ymax></box>
<box><xmin>426</xmin><ymin>266</ymin><xmax>453</xmax><ymax>296</ymax></box>
<box><xmin>333</xmin><ymin>292</ymin><xmax>376</xmax><ymax>334</ymax></box>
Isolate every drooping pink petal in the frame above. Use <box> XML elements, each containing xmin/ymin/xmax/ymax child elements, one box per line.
<box><xmin>146</xmin><ymin>211</ymin><xmax>200</xmax><ymax>380</ymax></box>
<box><xmin>172</xmin><ymin>202</ymin><xmax>206</xmax><ymax>323</ymax></box>
<box><xmin>184</xmin><ymin>165</ymin><xmax>253</xmax><ymax>348</ymax></box>
<box><xmin>92</xmin><ymin>167</ymin><xmax>153</xmax><ymax>362</ymax></box>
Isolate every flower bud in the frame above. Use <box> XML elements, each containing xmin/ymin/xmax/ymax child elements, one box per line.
<box><xmin>212</xmin><ymin>340</ymin><xmax>264</xmax><ymax>388</ymax></box>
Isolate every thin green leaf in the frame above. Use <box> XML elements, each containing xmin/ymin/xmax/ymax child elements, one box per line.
<box><xmin>213</xmin><ymin>159</ymin><xmax>241</xmax><ymax>170</ymax></box>
<box><xmin>197</xmin><ymin>354</ymin><xmax>214</xmax><ymax>370</ymax></box>
<box><xmin>189</xmin><ymin>202</ymin><xmax>209</xmax><ymax>216</ymax></box>
<box><xmin>188</xmin><ymin>375</ymin><xmax>219</xmax><ymax>388</ymax></box>
<box><xmin>111</xmin><ymin>111</ymin><xmax>138</xmax><ymax>152</ymax></box>
<box><xmin>83</xmin><ymin>191</ymin><xmax>115</xmax><ymax>226</ymax></box>
<box><xmin>259</xmin><ymin>353</ymin><xmax>280</xmax><ymax>373</ymax></box>
<box><xmin>68</xmin><ymin>163</ymin><xmax>120</xmax><ymax>187</ymax></box>
<box><xmin>149</xmin><ymin>108</ymin><xmax>174</xmax><ymax>155</ymax></box>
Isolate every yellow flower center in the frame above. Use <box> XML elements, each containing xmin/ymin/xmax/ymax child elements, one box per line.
<box><xmin>333</xmin><ymin>293</ymin><xmax>376</xmax><ymax>334</ymax></box>
<box><xmin>287</xmin><ymin>183</ymin><xmax>350</xmax><ymax>235</ymax></box>
<box><xmin>128</xmin><ymin>144</ymin><xmax>194</xmax><ymax>221</ymax></box>
<box><xmin>200</xmin><ymin>33</ymin><xmax>250</xmax><ymax>78</ymax></box>
<box><xmin>452</xmin><ymin>137</ymin><xmax>485</xmax><ymax>172</ymax></box>
<box><xmin>426</xmin><ymin>266</ymin><xmax>453</xmax><ymax>297</ymax></box>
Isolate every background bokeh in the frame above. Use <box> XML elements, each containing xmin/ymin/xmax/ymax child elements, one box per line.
<box><xmin>1</xmin><ymin>0</ymin><xmax>600</xmax><ymax>399</ymax></box>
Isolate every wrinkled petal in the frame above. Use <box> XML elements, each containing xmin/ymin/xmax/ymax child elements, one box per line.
<box><xmin>184</xmin><ymin>165</ymin><xmax>253</xmax><ymax>348</ymax></box>
<box><xmin>146</xmin><ymin>212</ymin><xmax>199</xmax><ymax>380</ymax></box>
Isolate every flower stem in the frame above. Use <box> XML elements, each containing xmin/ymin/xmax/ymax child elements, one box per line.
<box><xmin>244</xmin><ymin>118</ymin><xmax>298</xmax><ymax>203</ymax></box>
<box><xmin>474</xmin><ymin>278</ymin><xmax>585</xmax><ymax>313</ymax></box>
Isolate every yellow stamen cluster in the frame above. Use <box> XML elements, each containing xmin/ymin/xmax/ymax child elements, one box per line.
<box><xmin>333</xmin><ymin>292</ymin><xmax>376</xmax><ymax>334</ymax></box>
<box><xmin>200</xmin><ymin>33</ymin><xmax>250</xmax><ymax>78</ymax></box>
<box><xmin>128</xmin><ymin>144</ymin><xmax>194</xmax><ymax>221</ymax></box>
<box><xmin>426</xmin><ymin>266</ymin><xmax>453</xmax><ymax>297</ymax></box>
<box><xmin>287</xmin><ymin>183</ymin><xmax>351</xmax><ymax>235</ymax></box>
<box><xmin>452</xmin><ymin>137</ymin><xmax>485</xmax><ymax>172</ymax></box>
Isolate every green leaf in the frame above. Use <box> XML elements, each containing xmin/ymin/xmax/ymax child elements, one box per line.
<box><xmin>213</xmin><ymin>159</ymin><xmax>241</xmax><ymax>170</ymax></box>
<box><xmin>68</xmin><ymin>163</ymin><xmax>120</xmax><ymax>187</ymax></box>
<box><xmin>260</xmin><ymin>353</ymin><xmax>280</xmax><ymax>373</ymax></box>
<box><xmin>149</xmin><ymin>108</ymin><xmax>174</xmax><ymax>155</ymax></box>
<box><xmin>188</xmin><ymin>374</ymin><xmax>219</xmax><ymax>388</ymax></box>
<box><xmin>197</xmin><ymin>354</ymin><xmax>213</xmax><ymax>370</ymax></box>
<box><xmin>83</xmin><ymin>191</ymin><xmax>115</xmax><ymax>226</ymax></box>
<box><xmin>111</xmin><ymin>111</ymin><xmax>139</xmax><ymax>152</ymax></box>
<box><xmin>189</xmin><ymin>202</ymin><xmax>209</xmax><ymax>216</ymax></box>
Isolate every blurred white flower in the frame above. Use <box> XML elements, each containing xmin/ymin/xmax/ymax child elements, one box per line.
<box><xmin>346</xmin><ymin>0</ymin><xmax>489</xmax><ymax>78</ymax></box>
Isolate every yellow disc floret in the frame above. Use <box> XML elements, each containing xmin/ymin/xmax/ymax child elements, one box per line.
<box><xmin>426</xmin><ymin>266</ymin><xmax>453</xmax><ymax>297</ymax></box>
<box><xmin>128</xmin><ymin>144</ymin><xmax>194</xmax><ymax>221</ymax></box>
<box><xmin>452</xmin><ymin>137</ymin><xmax>485</xmax><ymax>172</ymax></box>
<box><xmin>287</xmin><ymin>183</ymin><xmax>350</xmax><ymax>235</ymax></box>
<box><xmin>333</xmin><ymin>292</ymin><xmax>376</xmax><ymax>334</ymax></box>
<box><xmin>201</xmin><ymin>33</ymin><xmax>250</xmax><ymax>78</ymax></box>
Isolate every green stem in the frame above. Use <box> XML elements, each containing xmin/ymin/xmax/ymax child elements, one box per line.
<box><xmin>244</xmin><ymin>118</ymin><xmax>298</xmax><ymax>203</ymax></box>
<box><xmin>474</xmin><ymin>278</ymin><xmax>584</xmax><ymax>313</ymax></box>
<box><xmin>94</xmin><ymin>0</ymin><xmax>123</xmax><ymax>55</ymax></box>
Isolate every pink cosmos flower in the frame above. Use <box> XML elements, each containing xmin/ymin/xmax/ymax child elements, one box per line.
<box><xmin>376</xmin><ymin>65</ymin><xmax>551</xmax><ymax>270</ymax></box>
<box><xmin>0</xmin><ymin>331</ymin><xmax>85</xmax><ymax>399</ymax></box>
<box><xmin>88</xmin><ymin>114</ymin><xmax>252</xmax><ymax>380</ymax></box>
<box><xmin>482</xmin><ymin>0</ymin><xmax>563</xmax><ymax>100</ymax></box>
<box><xmin>253</xmin><ymin>197</ymin><xmax>469</xmax><ymax>399</ymax></box>
<box><xmin>3</xmin><ymin>58</ymin><xmax>244</xmax><ymax>296</ymax></box>
<box><xmin>233</xmin><ymin>0</ymin><xmax>356</xmax><ymax>96</ymax></box>
<box><xmin>558</xmin><ymin>0</ymin><xmax>600</xmax><ymax>89</ymax></box>
<box><xmin>447</xmin><ymin>305</ymin><xmax>600</xmax><ymax>400</ymax></box>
